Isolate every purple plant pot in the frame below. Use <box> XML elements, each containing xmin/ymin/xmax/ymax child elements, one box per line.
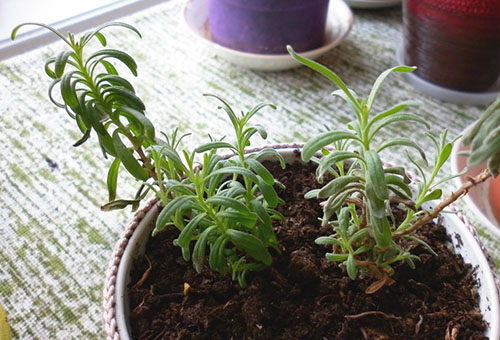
<box><xmin>403</xmin><ymin>0</ymin><xmax>500</xmax><ymax>92</ymax></box>
<box><xmin>208</xmin><ymin>0</ymin><xmax>330</xmax><ymax>54</ymax></box>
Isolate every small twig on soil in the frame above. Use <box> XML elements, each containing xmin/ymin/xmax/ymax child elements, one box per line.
<box><xmin>445</xmin><ymin>323</ymin><xmax>461</xmax><ymax>340</ymax></box>
<box><xmin>345</xmin><ymin>311</ymin><xmax>403</xmax><ymax>321</ymax></box>
<box><xmin>346</xmin><ymin>197</ymin><xmax>365</xmax><ymax>209</ymax></box>
<box><xmin>393</xmin><ymin>169</ymin><xmax>491</xmax><ymax>238</ymax></box>
<box><xmin>389</xmin><ymin>196</ymin><xmax>416</xmax><ymax>209</ymax></box>
<box><xmin>131</xmin><ymin>255</ymin><xmax>152</xmax><ymax>289</ymax></box>
<box><xmin>415</xmin><ymin>314</ymin><xmax>424</xmax><ymax>335</ymax></box>
<box><xmin>132</xmin><ymin>284</ymin><xmax>154</xmax><ymax>314</ymax></box>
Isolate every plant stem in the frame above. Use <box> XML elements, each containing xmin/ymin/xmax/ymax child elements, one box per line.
<box><xmin>393</xmin><ymin>168</ymin><xmax>491</xmax><ymax>238</ymax></box>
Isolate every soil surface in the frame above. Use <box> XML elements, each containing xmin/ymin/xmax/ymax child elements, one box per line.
<box><xmin>129</xmin><ymin>154</ymin><xmax>487</xmax><ymax>340</ymax></box>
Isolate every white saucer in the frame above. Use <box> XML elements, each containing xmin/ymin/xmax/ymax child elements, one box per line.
<box><xmin>345</xmin><ymin>0</ymin><xmax>401</xmax><ymax>9</ymax></box>
<box><xmin>396</xmin><ymin>47</ymin><xmax>500</xmax><ymax>105</ymax></box>
<box><xmin>183</xmin><ymin>0</ymin><xmax>353</xmax><ymax>71</ymax></box>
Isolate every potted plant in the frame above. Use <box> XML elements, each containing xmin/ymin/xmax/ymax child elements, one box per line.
<box><xmin>450</xmin><ymin>97</ymin><xmax>500</xmax><ymax>237</ymax></box>
<box><xmin>402</xmin><ymin>0</ymin><xmax>500</xmax><ymax>92</ymax></box>
<box><xmin>207</xmin><ymin>0</ymin><xmax>330</xmax><ymax>54</ymax></box>
<box><xmin>12</xmin><ymin>23</ymin><xmax>500</xmax><ymax>340</ymax></box>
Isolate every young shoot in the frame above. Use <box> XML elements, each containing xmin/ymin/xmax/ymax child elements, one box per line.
<box><xmin>12</xmin><ymin>23</ymin><xmax>285</xmax><ymax>287</ymax></box>
<box><xmin>288</xmin><ymin>46</ymin><xmax>482</xmax><ymax>293</ymax></box>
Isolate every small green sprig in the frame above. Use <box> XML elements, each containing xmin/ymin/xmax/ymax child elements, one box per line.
<box><xmin>13</xmin><ymin>23</ymin><xmax>284</xmax><ymax>287</ymax></box>
<box><xmin>151</xmin><ymin>95</ymin><xmax>285</xmax><ymax>287</ymax></box>
<box><xmin>288</xmin><ymin>46</ymin><xmax>458</xmax><ymax>292</ymax></box>
<box><xmin>12</xmin><ymin>22</ymin><xmax>157</xmax><ymax>211</ymax></box>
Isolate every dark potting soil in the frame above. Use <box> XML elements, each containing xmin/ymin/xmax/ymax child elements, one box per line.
<box><xmin>129</xmin><ymin>154</ymin><xmax>487</xmax><ymax>340</ymax></box>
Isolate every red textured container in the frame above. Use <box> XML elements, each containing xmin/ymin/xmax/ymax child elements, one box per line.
<box><xmin>403</xmin><ymin>0</ymin><xmax>500</xmax><ymax>92</ymax></box>
<box><xmin>208</xmin><ymin>0</ymin><xmax>330</xmax><ymax>54</ymax></box>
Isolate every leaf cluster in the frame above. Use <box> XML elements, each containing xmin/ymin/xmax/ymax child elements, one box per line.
<box><xmin>463</xmin><ymin>96</ymin><xmax>500</xmax><ymax>177</ymax></box>
<box><xmin>288</xmin><ymin>46</ymin><xmax>457</xmax><ymax>289</ymax></box>
<box><xmin>13</xmin><ymin>23</ymin><xmax>284</xmax><ymax>287</ymax></box>
<box><xmin>150</xmin><ymin>96</ymin><xmax>285</xmax><ymax>287</ymax></box>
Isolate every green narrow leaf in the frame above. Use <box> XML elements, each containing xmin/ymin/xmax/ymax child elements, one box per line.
<box><xmin>257</xmin><ymin>177</ymin><xmax>279</xmax><ymax>208</ymax></box>
<box><xmin>95</xmin><ymin>32</ymin><xmax>107</xmax><ymax>46</ymax></box>
<box><xmin>226</xmin><ymin>229</ymin><xmax>272</xmax><ymax>265</ymax></box>
<box><xmin>302</xmin><ymin>131</ymin><xmax>362</xmax><ymax>162</ymax></box>
<box><xmin>243</xmin><ymin>103</ymin><xmax>276</xmax><ymax>125</ymax></box>
<box><xmin>365</xmin><ymin>150</ymin><xmax>388</xmax><ymax>201</ymax></box>
<box><xmin>193</xmin><ymin>226</ymin><xmax>217</xmax><ymax>272</ymax></box>
<box><xmin>73</xmin><ymin>128</ymin><xmax>91</xmax><ymax>147</ymax></box>
<box><xmin>370</xmin><ymin>216</ymin><xmax>392</xmax><ymax>249</ymax></box>
<box><xmin>366</xmin><ymin>66</ymin><xmax>416</xmax><ymax>111</ymax></box>
<box><xmin>420</xmin><ymin>189</ymin><xmax>442</xmax><ymax>204</ymax></box>
<box><xmin>11</xmin><ymin>22</ymin><xmax>69</xmax><ymax>44</ymax></box>
<box><xmin>83</xmin><ymin>22</ymin><xmax>142</xmax><ymax>46</ymax></box>
<box><xmin>250</xmin><ymin>148</ymin><xmax>286</xmax><ymax>169</ymax></box>
<box><xmin>317</xmin><ymin>151</ymin><xmax>363</xmax><ymax>180</ymax></box>
<box><xmin>44</xmin><ymin>57</ymin><xmax>57</xmax><ymax>79</ymax></box>
<box><xmin>315</xmin><ymin>236</ymin><xmax>344</xmax><ymax>246</ymax></box>
<box><xmin>194</xmin><ymin>141</ymin><xmax>236</xmax><ymax>153</ymax></box>
<box><xmin>60</xmin><ymin>71</ymin><xmax>79</xmax><ymax>109</ymax></box>
<box><xmin>377</xmin><ymin>138</ymin><xmax>427</xmax><ymax>162</ymax></box>
<box><xmin>177</xmin><ymin>213</ymin><xmax>207</xmax><ymax>248</ymax></box>
<box><xmin>304</xmin><ymin>189</ymin><xmax>320</xmax><ymax>199</ymax></box>
<box><xmin>112</xmin><ymin>130</ymin><xmax>149</xmax><ymax>181</ymax></box>
<box><xmin>118</xmin><ymin>106</ymin><xmax>155</xmax><ymax>140</ymax></box>
<box><xmin>250</xmin><ymin>199</ymin><xmax>276</xmax><ymax>245</ymax></box>
<box><xmin>203</xmin><ymin>94</ymin><xmax>239</xmax><ymax>132</ymax></box>
<box><xmin>206</xmin><ymin>196</ymin><xmax>250</xmax><ymax>214</ymax></box>
<box><xmin>346</xmin><ymin>253</ymin><xmax>358</xmax><ymax>280</ymax></box>
<box><xmin>217</xmin><ymin>210</ymin><xmax>258</xmax><ymax>228</ymax></box>
<box><xmin>208</xmin><ymin>166</ymin><xmax>259</xmax><ymax>183</ymax></box>
<box><xmin>406</xmin><ymin>235</ymin><xmax>438</xmax><ymax>256</ymax></box>
<box><xmin>385</xmin><ymin>175</ymin><xmax>412</xmax><ymax>198</ymax></box>
<box><xmin>368</xmin><ymin>100</ymin><xmax>418</xmax><ymax>128</ymax></box>
<box><xmin>436</xmin><ymin>143</ymin><xmax>453</xmax><ymax>169</ymax></box>
<box><xmin>246</xmin><ymin>158</ymin><xmax>274</xmax><ymax>185</ymax></box>
<box><xmin>106</xmin><ymin>158</ymin><xmax>121</xmax><ymax>201</ymax></box>
<box><xmin>100</xmin><ymin>60</ymin><xmax>118</xmax><ymax>75</ymax></box>
<box><xmin>181</xmin><ymin>247</ymin><xmax>191</xmax><ymax>261</ymax></box>
<box><xmin>100</xmin><ymin>199</ymin><xmax>140</xmax><ymax>211</ymax></box>
<box><xmin>54</xmin><ymin>51</ymin><xmax>72</xmax><ymax>78</ymax></box>
<box><xmin>103</xmin><ymin>86</ymin><xmax>145</xmax><ymax>111</ymax></box>
<box><xmin>365</xmin><ymin>182</ymin><xmax>386</xmax><ymax>219</ymax></box>
<box><xmin>369</xmin><ymin>113</ymin><xmax>430</xmax><ymax>140</ymax></box>
<box><xmin>209</xmin><ymin>235</ymin><xmax>227</xmax><ymax>272</ymax></box>
<box><xmin>463</xmin><ymin>96</ymin><xmax>500</xmax><ymax>145</ymax></box>
<box><xmin>384</xmin><ymin>167</ymin><xmax>411</xmax><ymax>184</ymax></box>
<box><xmin>349</xmin><ymin>228</ymin><xmax>370</xmax><ymax>245</ymax></box>
<box><xmin>318</xmin><ymin>175</ymin><xmax>361</xmax><ymax>198</ymax></box>
<box><xmin>325</xmin><ymin>253</ymin><xmax>349</xmax><ymax>262</ymax></box>
<box><xmin>331</xmin><ymin>88</ymin><xmax>361</xmax><ymax>115</ymax></box>
<box><xmin>88</xmin><ymin>49</ymin><xmax>138</xmax><ymax>76</ymax></box>
<box><xmin>97</xmin><ymin>74</ymin><xmax>134</xmax><ymax>92</ymax></box>
<box><xmin>287</xmin><ymin>45</ymin><xmax>361</xmax><ymax>112</ymax></box>
<box><xmin>154</xmin><ymin>196</ymin><xmax>195</xmax><ymax>235</ymax></box>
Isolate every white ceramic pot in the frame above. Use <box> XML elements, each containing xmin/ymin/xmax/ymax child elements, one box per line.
<box><xmin>103</xmin><ymin>146</ymin><xmax>500</xmax><ymax>340</ymax></box>
<box><xmin>450</xmin><ymin>125</ymin><xmax>500</xmax><ymax>239</ymax></box>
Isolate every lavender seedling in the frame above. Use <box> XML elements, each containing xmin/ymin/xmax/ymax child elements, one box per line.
<box><xmin>288</xmin><ymin>46</ymin><xmax>500</xmax><ymax>293</ymax></box>
<box><xmin>12</xmin><ymin>23</ymin><xmax>284</xmax><ymax>287</ymax></box>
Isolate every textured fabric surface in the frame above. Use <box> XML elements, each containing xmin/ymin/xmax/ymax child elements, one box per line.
<box><xmin>0</xmin><ymin>1</ymin><xmax>498</xmax><ymax>339</ymax></box>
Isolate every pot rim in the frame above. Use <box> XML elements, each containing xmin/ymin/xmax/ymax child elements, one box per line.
<box><xmin>103</xmin><ymin>144</ymin><xmax>500</xmax><ymax>340</ymax></box>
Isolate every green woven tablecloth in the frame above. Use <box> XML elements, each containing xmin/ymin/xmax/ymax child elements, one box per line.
<box><xmin>1</xmin><ymin>1</ymin><xmax>498</xmax><ymax>338</ymax></box>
